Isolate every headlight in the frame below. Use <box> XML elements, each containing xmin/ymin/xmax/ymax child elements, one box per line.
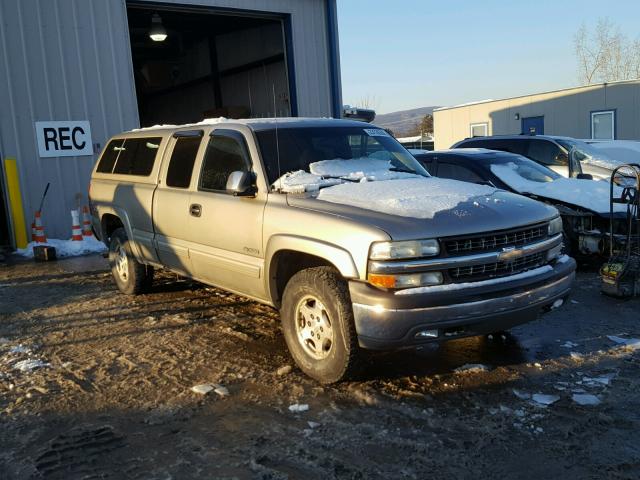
<box><xmin>548</xmin><ymin>216</ymin><xmax>563</xmax><ymax>236</ymax></box>
<box><xmin>369</xmin><ymin>239</ymin><xmax>440</xmax><ymax>260</ymax></box>
<box><xmin>368</xmin><ymin>271</ymin><xmax>443</xmax><ymax>289</ymax></box>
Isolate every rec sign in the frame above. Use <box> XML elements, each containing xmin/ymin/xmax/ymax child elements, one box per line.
<box><xmin>35</xmin><ymin>121</ymin><xmax>93</xmax><ymax>158</ymax></box>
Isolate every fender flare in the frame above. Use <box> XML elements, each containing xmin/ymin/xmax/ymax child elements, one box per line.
<box><xmin>265</xmin><ymin>234</ymin><xmax>360</xmax><ymax>302</ymax></box>
<box><xmin>99</xmin><ymin>206</ymin><xmax>145</xmax><ymax>261</ymax></box>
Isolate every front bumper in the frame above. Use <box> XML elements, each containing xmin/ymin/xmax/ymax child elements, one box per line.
<box><xmin>349</xmin><ymin>257</ymin><xmax>576</xmax><ymax>350</ymax></box>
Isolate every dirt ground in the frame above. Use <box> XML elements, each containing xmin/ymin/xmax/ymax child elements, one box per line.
<box><xmin>1</xmin><ymin>254</ymin><xmax>639</xmax><ymax>479</ymax></box>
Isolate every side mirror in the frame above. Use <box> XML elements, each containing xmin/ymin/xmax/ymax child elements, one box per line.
<box><xmin>226</xmin><ymin>171</ymin><xmax>256</xmax><ymax>196</ymax></box>
<box><xmin>576</xmin><ymin>173</ymin><xmax>594</xmax><ymax>180</ymax></box>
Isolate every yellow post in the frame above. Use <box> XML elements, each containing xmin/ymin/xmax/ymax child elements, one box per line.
<box><xmin>4</xmin><ymin>157</ymin><xmax>28</xmax><ymax>249</ymax></box>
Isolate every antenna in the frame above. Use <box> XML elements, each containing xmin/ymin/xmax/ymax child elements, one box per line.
<box><xmin>272</xmin><ymin>84</ymin><xmax>282</xmax><ymax>192</ymax></box>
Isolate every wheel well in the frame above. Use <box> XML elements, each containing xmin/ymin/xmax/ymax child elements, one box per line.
<box><xmin>271</xmin><ymin>250</ymin><xmax>336</xmax><ymax>307</ymax></box>
<box><xmin>101</xmin><ymin>214</ymin><xmax>124</xmax><ymax>245</ymax></box>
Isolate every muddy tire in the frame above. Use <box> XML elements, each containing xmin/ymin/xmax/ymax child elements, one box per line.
<box><xmin>108</xmin><ymin>227</ymin><xmax>153</xmax><ymax>295</ymax></box>
<box><xmin>280</xmin><ymin>266</ymin><xmax>361</xmax><ymax>384</ymax></box>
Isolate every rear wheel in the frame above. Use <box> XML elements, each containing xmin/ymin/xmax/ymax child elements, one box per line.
<box><xmin>108</xmin><ymin>227</ymin><xmax>153</xmax><ymax>295</ymax></box>
<box><xmin>280</xmin><ymin>267</ymin><xmax>361</xmax><ymax>383</ymax></box>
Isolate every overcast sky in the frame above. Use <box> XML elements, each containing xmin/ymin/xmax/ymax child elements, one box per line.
<box><xmin>337</xmin><ymin>0</ymin><xmax>640</xmax><ymax>114</ymax></box>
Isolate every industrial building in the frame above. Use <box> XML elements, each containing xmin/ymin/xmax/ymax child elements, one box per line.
<box><xmin>433</xmin><ymin>79</ymin><xmax>640</xmax><ymax>150</ymax></box>
<box><xmin>0</xmin><ymin>0</ymin><xmax>341</xmax><ymax>248</ymax></box>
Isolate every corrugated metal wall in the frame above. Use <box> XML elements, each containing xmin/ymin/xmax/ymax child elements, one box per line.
<box><xmin>0</xmin><ymin>0</ymin><xmax>338</xmax><ymax>242</ymax></box>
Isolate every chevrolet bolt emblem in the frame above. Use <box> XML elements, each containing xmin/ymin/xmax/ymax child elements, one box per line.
<box><xmin>497</xmin><ymin>246</ymin><xmax>522</xmax><ymax>262</ymax></box>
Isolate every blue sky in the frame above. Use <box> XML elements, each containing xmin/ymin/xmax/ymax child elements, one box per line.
<box><xmin>337</xmin><ymin>1</ymin><xmax>640</xmax><ymax>113</ymax></box>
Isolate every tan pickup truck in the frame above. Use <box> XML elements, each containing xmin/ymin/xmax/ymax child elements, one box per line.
<box><xmin>90</xmin><ymin>118</ymin><xmax>576</xmax><ymax>383</ymax></box>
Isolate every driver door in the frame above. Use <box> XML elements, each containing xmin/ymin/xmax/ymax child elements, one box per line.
<box><xmin>186</xmin><ymin>129</ymin><xmax>267</xmax><ymax>298</ymax></box>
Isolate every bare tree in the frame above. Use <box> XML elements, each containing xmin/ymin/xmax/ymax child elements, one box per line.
<box><xmin>575</xmin><ymin>18</ymin><xmax>640</xmax><ymax>84</ymax></box>
<box><xmin>355</xmin><ymin>94</ymin><xmax>379</xmax><ymax>110</ymax></box>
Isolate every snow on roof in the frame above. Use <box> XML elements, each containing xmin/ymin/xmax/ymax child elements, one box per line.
<box><xmin>434</xmin><ymin>99</ymin><xmax>494</xmax><ymax>111</ymax></box>
<box><xmin>130</xmin><ymin>117</ymin><xmax>363</xmax><ymax>133</ymax></box>
<box><xmin>396</xmin><ymin>135</ymin><xmax>434</xmax><ymax>143</ymax></box>
<box><xmin>317</xmin><ymin>177</ymin><xmax>497</xmax><ymax>219</ymax></box>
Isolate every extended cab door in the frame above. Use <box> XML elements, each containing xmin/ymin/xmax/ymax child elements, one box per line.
<box><xmin>153</xmin><ymin>130</ymin><xmax>205</xmax><ymax>275</ymax></box>
<box><xmin>186</xmin><ymin>128</ymin><xmax>267</xmax><ymax>299</ymax></box>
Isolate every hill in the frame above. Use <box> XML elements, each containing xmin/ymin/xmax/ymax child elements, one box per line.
<box><xmin>372</xmin><ymin>106</ymin><xmax>439</xmax><ymax>136</ymax></box>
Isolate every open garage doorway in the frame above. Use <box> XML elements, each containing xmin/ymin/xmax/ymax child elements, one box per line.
<box><xmin>126</xmin><ymin>3</ymin><xmax>296</xmax><ymax>127</ymax></box>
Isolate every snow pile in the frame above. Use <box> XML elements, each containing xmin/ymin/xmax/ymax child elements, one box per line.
<box><xmin>273</xmin><ymin>157</ymin><xmax>420</xmax><ymax>193</ymax></box>
<box><xmin>309</xmin><ymin>158</ymin><xmax>417</xmax><ymax>182</ymax></box>
<box><xmin>491</xmin><ymin>162</ymin><xmax>626</xmax><ymax>214</ymax></box>
<box><xmin>16</xmin><ymin>237</ymin><xmax>107</xmax><ymax>259</ymax></box>
<box><xmin>318</xmin><ymin>177</ymin><xmax>496</xmax><ymax>219</ymax></box>
<box><xmin>396</xmin><ymin>264</ymin><xmax>552</xmax><ymax>295</ymax></box>
<box><xmin>272</xmin><ymin>170</ymin><xmax>342</xmax><ymax>193</ymax></box>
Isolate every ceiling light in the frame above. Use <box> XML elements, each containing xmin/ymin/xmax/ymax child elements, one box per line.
<box><xmin>149</xmin><ymin>13</ymin><xmax>167</xmax><ymax>42</ymax></box>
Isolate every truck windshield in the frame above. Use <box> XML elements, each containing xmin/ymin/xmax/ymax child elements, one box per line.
<box><xmin>255</xmin><ymin>126</ymin><xmax>429</xmax><ymax>192</ymax></box>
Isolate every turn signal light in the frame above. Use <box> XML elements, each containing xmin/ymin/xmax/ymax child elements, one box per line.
<box><xmin>368</xmin><ymin>273</ymin><xmax>397</xmax><ymax>289</ymax></box>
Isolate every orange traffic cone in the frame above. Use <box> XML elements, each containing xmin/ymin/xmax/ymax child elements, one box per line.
<box><xmin>81</xmin><ymin>205</ymin><xmax>93</xmax><ymax>237</ymax></box>
<box><xmin>31</xmin><ymin>222</ymin><xmax>37</xmax><ymax>242</ymax></box>
<box><xmin>34</xmin><ymin>211</ymin><xmax>47</xmax><ymax>243</ymax></box>
<box><xmin>71</xmin><ymin>210</ymin><xmax>83</xmax><ymax>241</ymax></box>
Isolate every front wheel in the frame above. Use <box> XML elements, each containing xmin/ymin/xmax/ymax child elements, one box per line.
<box><xmin>280</xmin><ymin>267</ymin><xmax>362</xmax><ymax>384</ymax></box>
<box><xmin>108</xmin><ymin>227</ymin><xmax>153</xmax><ymax>295</ymax></box>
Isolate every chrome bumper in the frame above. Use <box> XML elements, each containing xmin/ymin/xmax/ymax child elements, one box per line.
<box><xmin>351</xmin><ymin>258</ymin><xmax>576</xmax><ymax>350</ymax></box>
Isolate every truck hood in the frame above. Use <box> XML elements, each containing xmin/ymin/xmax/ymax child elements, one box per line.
<box><xmin>287</xmin><ymin>177</ymin><xmax>558</xmax><ymax>241</ymax></box>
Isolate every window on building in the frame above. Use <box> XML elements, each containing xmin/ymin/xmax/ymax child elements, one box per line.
<box><xmin>166</xmin><ymin>135</ymin><xmax>202</xmax><ymax>188</ymax></box>
<box><xmin>591</xmin><ymin>110</ymin><xmax>615</xmax><ymax>140</ymax></box>
<box><xmin>112</xmin><ymin>137</ymin><xmax>162</xmax><ymax>176</ymax></box>
<box><xmin>200</xmin><ymin>133</ymin><xmax>249</xmax><ymax>192</ymax></box>
<box><xmin>470</xmin><ymin>123</ymin><xmax>488</xmax><ymax>137</ymax></box>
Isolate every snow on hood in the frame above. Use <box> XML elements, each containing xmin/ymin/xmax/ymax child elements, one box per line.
<box><xmin>317</xmin><ymin>177</ymin><xmax>497</xmax><ymax>219</ymax></box>
<box><xmin>491</xmin><ymin>163</ymin><xmax>625</xmax><ymax>213</ymax></box>
<box><xmin>273</xmin><ymin>157</ymin><xmax>420</xmax><ymax>193</ymax></box>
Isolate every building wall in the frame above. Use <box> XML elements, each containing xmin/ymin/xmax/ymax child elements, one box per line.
<box><xmin>434</xmin><ymin>80</ymin><xmax>640</xmax><ymax>149</ymax></box>
<box><xmin>0</xmin><ymin>0</ymin><xmax>340</xmax><ymax>242</ymax></box>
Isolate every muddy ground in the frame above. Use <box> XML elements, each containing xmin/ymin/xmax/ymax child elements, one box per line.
<box><xmin>0</xmin><ymin>254</ymin><xmax>639</xmax><ymax>479</ymax></box>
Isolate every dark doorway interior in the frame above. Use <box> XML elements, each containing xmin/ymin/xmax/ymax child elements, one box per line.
<box><xmin>126</xmin><ymin>4</ymin><xmax>293</xmax><ymax>127</ymax></box>
<box><xmin>521</xmin><ymin>116</ymin><xmax>545</xmax><ymax>135</ymax></box>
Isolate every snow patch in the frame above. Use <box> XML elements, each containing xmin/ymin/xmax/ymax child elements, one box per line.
<box><xmin>561</xmin><ymin>341</ymin><xmax>579</xmax><ymax>349</ymax></box>
<box><xmin>531</xmin><ymin>393</ymin><xmax>560</xmax><ymax>406</ymax></box>
<box><xmin>490</xmin><ymin>162</ymin><xmax>626</xmax><ymax>214</ymax></box>
<box><xmin>572</xmin><ymin>393</ymin><xmax>601</xmax><ymax>406</ymax></box>
<box><xmin>288</xmin><ymin>403</ymin><xmax>309</xmax><ymax>413</ymax></box>
<box><xmin>16</xmin><ymin>237</ymin><xmax>107</xmax><ymax>259</ymax></box>
<box><xmin>607</xmin><ymin>335</ymin><xmax>640</xmax><ymax>349</ymax></box>
<box><xmin>13</xmin><ymin>359</ymin><xmax>49</xmax><ymax>372</ymax></box>
<box><xmin>318</xmin><ymin>177</ymin><xmax>496</xmax><ymax>220</ymax></box>
<box><xmin>191</xmin><ymin>384</ymin><xmax>214</xmax><ymax>395</ymax></box>
<box><xmin>454</xmin><ymin>363</ymin><xmax>489</xmax><ymax>373</ymax></box>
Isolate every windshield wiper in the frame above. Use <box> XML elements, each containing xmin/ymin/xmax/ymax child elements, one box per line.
<box><xmin>320</xmin><ymin>175</ymin><xmax>360</xmax><ymax>183</ymax></box>
<box><xmin>389</xmin><ymin>167</ymin><xmax>415</xmax><ymax>173</ymax></box>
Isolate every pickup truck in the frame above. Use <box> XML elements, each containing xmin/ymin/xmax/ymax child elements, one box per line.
<box><xmin>90</xmin><ymin>118</ymin><xmax>576</xmax><ymax>383</ymax></box>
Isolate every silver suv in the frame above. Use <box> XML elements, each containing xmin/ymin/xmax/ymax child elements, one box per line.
<box><xmin>90</xmin><ymin>118</ymin><xmax>576</xmax><ymax>383</ymax></box>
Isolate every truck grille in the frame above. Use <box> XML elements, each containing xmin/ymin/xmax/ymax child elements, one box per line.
<box><xmin>449</xmin><ymin>252</ymin><xmax>546</xmax><ymax>282</ymax></box>
<box><xmin>444</xmin><ymin>224</ymin><xmax>547</xmax><ymax>256</ymax></box>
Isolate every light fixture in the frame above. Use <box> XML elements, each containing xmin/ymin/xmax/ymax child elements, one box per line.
<box><xmin>514</xmin><ymin>113</ymin><xmax>520</xmax><ymax>120</ymax></box>
<box><xmin>149</xmin><ymin>13</ymin><xmax>167</xmax><ymax>42</ymax></box>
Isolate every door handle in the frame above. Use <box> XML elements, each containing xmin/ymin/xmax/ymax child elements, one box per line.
<box><xmin>190</xmin><ymin>204</ymin><xmax>202</xmax><ymax>217</ymax></box>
